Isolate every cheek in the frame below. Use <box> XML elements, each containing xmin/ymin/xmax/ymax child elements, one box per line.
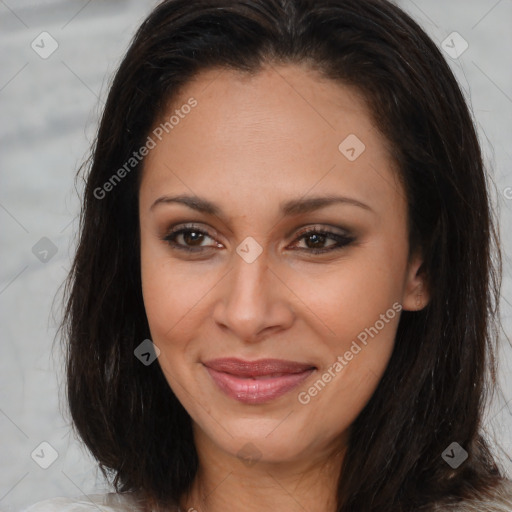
<box><xmin>140</xmin><ymin>233</ymin><xmax>185</xmax><ymax>341</ymax></box>
<box><xmin>140</xmin><ymin>249</ymin><xmax>208</xmax><ymax>396</ymax></box>
<box><xmin>290</xmin><ymin>250</ymin><xmax>404</xmax><ymax>343</ymax></box>
<box><xmin>292</xmin><ymin>285</ymin><xmax>399</xmax><ymax>440</ymax></box>
<box><xmin>140</xmin><ymin>235</ymin><xmax>222</xmax><ymax>353</ymax></box>
<box><xmin>286</xmin><ymin>243</ymin><xmax>404</xmax><ymax>399</ymax></box>
<box><xmin>142</xmin><ymin>260</ymin><xmax>195</xmax><ymax>341</ymax></box>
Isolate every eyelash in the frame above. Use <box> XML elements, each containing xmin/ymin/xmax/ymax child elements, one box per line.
<box><xmin>162</xmin><ymin>223</ymin><xmax>355</xmax><ymax>255</ymax></box>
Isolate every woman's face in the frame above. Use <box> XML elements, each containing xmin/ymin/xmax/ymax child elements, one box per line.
<box><xmin>139</xmin><ymin>64</ymin><xmax>426</xmax><ymax>466</ymax></box>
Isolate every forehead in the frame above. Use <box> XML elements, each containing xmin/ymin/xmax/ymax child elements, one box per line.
<box><xmin>140</xmin><ymin>64</ymin><xmax>403</xmax><ymax>220</ymax></box>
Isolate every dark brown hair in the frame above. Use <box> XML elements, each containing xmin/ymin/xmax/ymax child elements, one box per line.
<box><xmin>60</xmin><ymin>0</ymin><xmax>507</xmax><ymax>510</ymax></box>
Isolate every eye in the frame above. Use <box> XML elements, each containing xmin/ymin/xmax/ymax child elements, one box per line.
<box><xmin>289</xmin><ymin>227</ymin><xmax>355</xmax><ymax>254</ymax></box>
<box><xmin>162</xmin><ymin>224</ymin><xmax>355</xmax><ymax>255</ymax></box>
<box><xmin>163</xmin><ymin>224</ymin><xmax>222</xmax><ymax>252</ymax></box>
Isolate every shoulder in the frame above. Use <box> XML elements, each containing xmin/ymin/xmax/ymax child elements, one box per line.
<box><xmin>428</xmin><ymin>478</ymin><xmax>512</xmax><ymax>512</ymax></box>
<box><xmin>20</xmin><ymin>492</ymin><xmax>157</xmax><ymax>512</ymax></box>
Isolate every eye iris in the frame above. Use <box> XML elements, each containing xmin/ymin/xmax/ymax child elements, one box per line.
<box><xmin>183</xmin><ymin>230</ymin><xmax>204</xmax><ymax>246</ymax></box>
<box><xmin>305</xmin><ymin>233</ymin><xmax>326</xmax><ymax>249</ymax></box>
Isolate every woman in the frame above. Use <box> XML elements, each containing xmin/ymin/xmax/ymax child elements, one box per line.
<box><xmin>23</xmin><ymin>0</ymin><xmax>512</xmax><ymax>511</ymax></box>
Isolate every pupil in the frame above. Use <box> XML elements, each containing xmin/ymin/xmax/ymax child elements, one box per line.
<box><xmin>306</xmin><ymin>233</ymin><xmax>325</xmax><ymax>248</ymax></box>
<box><xmin>184</xmin><ymin>231</ymin><xmax>203</xmax><ymax>246</ymax></box>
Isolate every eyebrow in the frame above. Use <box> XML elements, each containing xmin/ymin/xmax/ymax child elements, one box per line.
<box><xmin>151</xmin><ymin>193</ymin><xmax>375</xmax><ymax>218</ymax></box>
<box><xmin>150</xmin><ymin>193</ymin><xmax>374</xmax><ymax>217</ymax></box>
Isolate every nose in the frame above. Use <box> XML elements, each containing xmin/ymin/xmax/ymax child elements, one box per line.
<box><xmin>212</xmin><ymin>249</ymin><xmax>295</xmax><ymax>343</ymax></box>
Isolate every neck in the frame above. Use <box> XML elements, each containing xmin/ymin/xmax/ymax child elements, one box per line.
<box><xmin>179</xmin><ymin>428</ymin><xmax>346</xmax><ymax>512</ymax></box>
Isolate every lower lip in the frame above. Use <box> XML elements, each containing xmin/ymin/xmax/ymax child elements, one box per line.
<box><xmin>205</xmin><ymin>366</ymin><xmax>315</xmax><ymax>404</ymax></box>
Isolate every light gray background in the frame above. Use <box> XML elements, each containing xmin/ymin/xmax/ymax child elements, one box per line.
<box><xmin>0</xmin><ymin>0</ymin><xmax>511</xmax><ymax>510</ymax></box>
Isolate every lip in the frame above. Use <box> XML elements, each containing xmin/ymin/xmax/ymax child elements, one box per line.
<box><xmin>203</xmin><ymin>358</ymin><xmax>316</xmax><ymax>404</ymax></box>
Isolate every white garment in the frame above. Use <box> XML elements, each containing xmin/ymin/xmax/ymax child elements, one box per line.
<box><xmin>19</xmin><ymin>492</ymin><xmax>179</xmax><ymax>512</ymax></box>
<box><xmin>19</xmin><ymin>479</ymin><xmax>512</xmax><ymax>512</ymax></box>
<box><xmin>428</xmin><ymin>478</ymin><xmax>512</xmax><ymax>511</ymax></box>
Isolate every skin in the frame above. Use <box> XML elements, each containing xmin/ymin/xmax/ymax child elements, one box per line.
<box><xmin>139</xmin><ymin>63</ymin><xmax>429</xmax><ymax>512</ymax></box>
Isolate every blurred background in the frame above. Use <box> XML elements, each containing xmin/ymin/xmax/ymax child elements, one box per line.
<box><xmin>0</xmin><ymin>0</ymin><xmax>511</xmax><ymax>510</ymax></box>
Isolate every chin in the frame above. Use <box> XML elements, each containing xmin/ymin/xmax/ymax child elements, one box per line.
<box><xmin>195</xmin><ymin>411</ymin><xmax>328</xmax><ymax>465</ymax></box>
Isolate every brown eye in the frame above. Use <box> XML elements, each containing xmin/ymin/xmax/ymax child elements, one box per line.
<box><xmin>163</xmin><ymin>225</ymin><xmax>220</xmax><ymax>252</ymax></box>
<box><xmin>291</xmin><ymin>228</ymin><xmax>355</xmax><ymax>254</ymax></box>
<box><xmin>180</xmin><ymin>230</ymin><xmax>205</xmax><ymax>246</ymax></box>
<box><xmin>303</xmin><ymin>232</ymin><xmax>329</xmax><ymax>250</ymax></box>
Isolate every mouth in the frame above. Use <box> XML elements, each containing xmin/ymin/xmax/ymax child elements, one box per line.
<box><xmin>203</xmin><ymin>358</ymin><xmax>316</xmax><ymax>404</ymax></box>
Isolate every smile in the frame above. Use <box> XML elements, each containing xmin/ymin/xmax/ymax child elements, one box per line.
<box><xmin>203</xmin><ymin>358</ymin><xmax>316</xmax><ymax>404</ymax></box>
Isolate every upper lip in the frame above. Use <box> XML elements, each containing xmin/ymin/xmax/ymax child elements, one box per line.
<box><xmin>203</xmin><ymin>358</ymin><xmax>316</xmax><ymax>377</ymax></box>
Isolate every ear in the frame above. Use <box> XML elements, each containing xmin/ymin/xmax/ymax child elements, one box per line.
<box><xmin>401</xmin><ymin>251</ymin><xmax>430</xmax><ymax>312</ymax></box>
